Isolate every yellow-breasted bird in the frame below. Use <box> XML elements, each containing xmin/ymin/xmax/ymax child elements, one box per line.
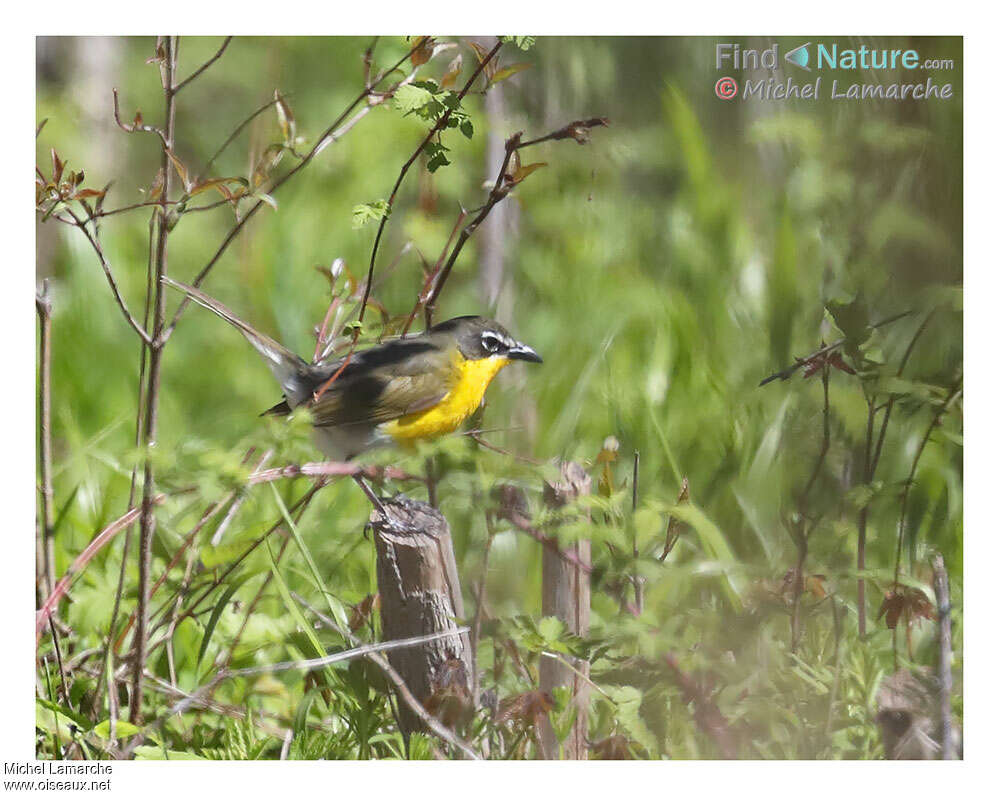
<box><xmin>163</xmin><ymin>277</ymin><xmax>542</xmax><ymax>460</ymax></box>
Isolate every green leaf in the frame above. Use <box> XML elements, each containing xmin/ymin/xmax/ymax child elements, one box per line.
<box><xmin>263</xmin><ymin>535</ymin><xmax>327</xmax><ymax>668</ymax></box>
<box><xmin>501</xmin><ymin>36</ymin><xmax>536</xmax><ymax>51</ymax></box>
<box><xmin>826</xmin><ymin>296</ymin><xmax>872</xmax><ymax>346</ymax></box>
<box><xmin>269</xmin><ymin>483</ymin><xmax>350</xmax><ymax>631</ymax></box>
<box><xmin>459</xmin><ymin>119</ymin><xmax>474</xmax><ymax>139</ymax></box>
<box><xmin>665</xmin><ymin>502</ymin><xmax>744</xmax><ymax>610</ymax></box>
<box><xmin>197</xmin><ymin>578</ymin><xmax>244</xmax><ymax>671</ymax></box>
<box><xmin>352</xmin><ymin>200</ymin><xmax>390</xmax><ymax>229</ymax></box>
<box><xmin>538</xmin><ymin>615</ymin><xmax>566</xmax><ymax>644</ymax></box>
<box><xmin>92</xmin><ymin>719</ymin><xmax>140</xmax><ymax>740</ymax></box>
<box><xmin>489</xmin><ymin>62</ymin><xmax>532</xmax><ymax>85</ymax></box>
<box><xmin>36</xmin><ymin>698</ymin><xmax>87</xmax><ymax>745</ymax></box>
<box><xmin>274</xmin><ymin>91</ymin><xmax>296</xmax><ymax>145</ymax></box>
<box><xmin>604</xmin><ymin>686</ymin><xmax>657</xmax><ymax>753</ymax></box>
<box><xmin>392</xmin><ymin>83</ymin><xmax>435</xmax><ymax>114</ymax></box>
<box><xmin>512</xmin><ymin>161</ymin><xmax>547</xmax><ymax>185</ymax></box>
<box><xmin>133</xmin><ymin>746</ymin><xmax>209</xmax><ymax>761</ymax></box>
<box><xmin>426</xmin><ymin>150</ymin><xmax>450</xmax><ymax>172</ymax></box>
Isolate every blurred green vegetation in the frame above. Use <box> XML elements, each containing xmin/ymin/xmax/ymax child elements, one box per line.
<box><xmin>35</xmin><ymin>36</ymin><xmax>962</xmax><ymax>759</ymax></box>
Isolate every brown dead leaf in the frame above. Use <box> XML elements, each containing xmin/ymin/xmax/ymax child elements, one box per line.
<box><xmin>348</xmin><ymin>593</ymin><xmax>380</xmax><ymax>632</ymax></box>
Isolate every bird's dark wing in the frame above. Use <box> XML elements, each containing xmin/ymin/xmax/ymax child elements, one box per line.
<box><xmin>309</xmin><ymin>340</ymin><xmax>458</xmax><ymax>428</ymax></box>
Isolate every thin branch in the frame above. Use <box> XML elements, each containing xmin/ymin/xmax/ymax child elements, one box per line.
<box><xmin>422</xmin><ymin>129</ymin><xmax>519</xmax><ymax>325</ymax></box>
<box><xmin>931</xmin><ymin>554</ymin><xmax>955</xmax><ymax>760</ymax></box>
<box><xmin>400</xmin><ymin>205</ymin><xmax>467</xmax><ymax>337</ymax></box>
<box><xmin>90</xmin><ymin>210</ymin><xmax>157</xmax><ymax>724</ymax></box>
<box><xmin>212</xmin><ymin>449</ymin><xmax>274</xmax><ymax>546</ymax></box>
<box><xmin>112</xmin><ymin>88</ymin><xmax>167</xmax><ymax>146</ymax></box>
<box><xmin>358</xmin><ymin>39</ymin><xmax>504</xmax><ymax>328</ymax></box>
<box><xmin>35</xmin><ymin>283</ymin><xmax>55</xmax><ymax>601</ymax></box>
<box><xmin>663</xmin><ymin>652</ymin><xmax>737</xmax><ymax>759</ymax></box>
<box><xmin>131</xmin><ymin>34</ymin><xmax>178</xmax><ymax>724</ymax></box>
<box><xmin>88</xmin><ymin>198</ymin><xmax>183</xmax><ymax>220</ymax></box>
<box><xmin>631</xmin><ymin>450</ymin><xmax>643</xmax><ymax>613</ymax></box>
<box><xmin>229</xmin><ymin>627</ymin><xmax>470</xmax><ymax>676</ymax></box>
<box><xmin>35</xmin><ymin>495</ymin><xmax>167</xmax><ymax>642</ymax></box>
<box><xmin>61</xmin><ymin>208</ymin><xmax>152</xmax><ymax>344</ymax></box>
<box><xmin>246</xmin><ymin>460</ymin><xmax>422</xmax><ymax>486</ymax></box>
<box><xmin>160</xmin><ymin>39</ymin><xmax>430</xmax><ymax>344</ymax></box>
<box><xmin>295</xmin><ymin>595</ymin><xmax>481</xmax><ymax>760</ymax></box>
<box><xmin>892</xmin><ymin>383</ymin><xmax>963</xmax><ymax>589</ymax></box>
<box><xmin>421</xmin><ymin>117</ymin><xmax>608</xmax><ymax>326</ymax></box>
<box><xmin>470</xmin><ymin>521</ymin><xmax>495</xmax><ymax>707</ymax></box>
<box><xmin>870</xmin><ymin>309</ymin><xmax>937</xmax><ymax>477</ymax></box>
<box><xmin>497</xmin><ymin>507</ymin><xmax>593</xmax><ymax>574</ymax></box>
<box><xmin>203</xmin><ymin>97</ymin><xmax>280</xmax><ymax>176</ymax></box>
<box><xmin>47</xmin><ymin>615</ymin><xmax>71</xmax><ymax>711</ymax></box>
<box><xmin>144</xmin><ymin>483</ymin><xmax>325</xmax><ymax>652</ymax></box>
<box><xmin>759</xmin><ymin>310</ymin><xmax>912</xmax><ymax>386</ymax></box>
<box><xmin>517</xmin><ymin>117</ymin><xmax>610</xmax><ymax>149</ymax></box>
<box><xmin>790</xmin><ymin>363</ymin><xmax>831</xmax><ymax>651</ymax></box>
<box><xmin>173</xmin><ymin>36</ymin><xmax>233</xmax><ymax>93</ymax></box>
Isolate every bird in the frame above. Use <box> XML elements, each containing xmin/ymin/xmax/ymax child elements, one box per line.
<box><xmin>162</xmin><ymin>277</ymin><xmax>542</xmax><ymax>460</ymax></box>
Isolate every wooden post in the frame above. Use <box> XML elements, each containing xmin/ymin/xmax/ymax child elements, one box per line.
<box><xmin>539</xmin><ymin>461</ymin><xmax>591</xmax><ymax>760</ymax></box>
<box><xmin>372</xmin><ymin>496</ymin><xmax>472</xmax><ymax>735</ymax></box>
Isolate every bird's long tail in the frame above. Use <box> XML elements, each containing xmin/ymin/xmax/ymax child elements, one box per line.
<box><xmin>162</xmin><ymin>276</ymin><xmax>311</xmax><ymax>405</ymax></box>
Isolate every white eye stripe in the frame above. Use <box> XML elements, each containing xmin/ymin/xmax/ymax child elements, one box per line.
<box><xmin>480</xmin><ymin>331</ymin><xmax>508</xmax><ymax>353</ymax></box>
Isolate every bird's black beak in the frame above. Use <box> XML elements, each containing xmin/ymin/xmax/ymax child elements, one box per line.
<box><xmin>507</xmin><ymin>342</ymin><xmax>543</xmax><ymax>363</ymax></box>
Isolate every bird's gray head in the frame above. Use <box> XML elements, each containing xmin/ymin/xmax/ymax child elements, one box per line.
<box><xmin>430</xmin><ymin>316</ymin><xmax>543</xmax><ymax>363</ymax></box>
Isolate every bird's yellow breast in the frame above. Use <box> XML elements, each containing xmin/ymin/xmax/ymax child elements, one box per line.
<box><xmin>381</xmin><ymin>354</ymin><xmax>511</xmax><ymax>443</ymax></box>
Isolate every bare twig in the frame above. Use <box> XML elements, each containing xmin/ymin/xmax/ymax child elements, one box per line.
<box><xmin>759</xmin><ymin>310</ymin><xmax>912</xmax><ymax>386</ymax></box>
<box><xmin>790</xmin><ymin>363</ymin><xmax>831</xmax><ymax>651</ymax></box>
<box><xmin>228</xmin><ymin>627</ymin><xmax>470</xmax><ymax>676</ymax></box>
<box><xmin>295</xmin><ymin>595</ymin><xmax>481</xmax><ymax>760</ymax></box>
<box><xmin>173</xmin><ymin>36</ymin><xmax>233</xmax><ymax>93</ymax></box>
<box><xmin>857</xmin><ymin>394</ymin><xmax>875</xmax><ymax>638</ymax></box>
<box><xmin>663</xmin><ymin>652</ymin><xmax>737</xmax><ymax>759</ymax></box>
<box><xmin>400</xmin><ymin>205</ymin><xmax>467</xmax><ymax>337</ymax></box>
<box><xmin>145</xmin><ymin>483</ymin><xmax>325</xmax><ymax>650</ymax></box>
<box><xmin>470</xmin><ymin>520</ymin><xmax>495</xmax><ymax>707</ymax></box>
<box><xmin>160</xmin><ymin>39</ymin><xmax>430</xmax><ymax>344</ymax></box>
<box><xmin>90</xmin><ymin>217</ymin><xmax>157</xmax><ymax>724</ymax></box>
<box><xmin>466</xmin><ymin>429</ymin><xmax>541</xmax><ymax>465</ymax></box>
<box><xmin>61</xmin><ymin>208</ymin><xmax>152</xmax><ymax>344</ymax></box>
<box><xmin>203</xmin><ymin>97</ymin><xmax>281</xmax><ymax>176</ymax></box>
<box><xmin>246</xmin><ymin>460</ymin><xmax>421</xmax><ymax>486</ymax></box>
<box><xmin>422</xmin><ymin>117</ymin><xmax>608</xmax><ymax>326</ymax></box>
<box><xmin>930</xmin><ymin>554</ymin><xmax>955</xmax><ymax>760</ymax></box>
<box><xmin>112</xmin><ymin>88</ymin><xmax>167</xmax><ymax>146</ymax></box>
<box><xmin>358</xmin><ymin>39</ymin><xmax>504</xmax><ymax>328</ymax></box>
<box><xmin>497</xmin><ymin>504</ymin><xmax>593</xmax><ymax>574</ymax></box>
<box><xmin>212</xmin><ymin>449</ymin><xmax>274</xmax><ymax>546</ymax></box>
<box><xmin>131</xmin><ymin>35</ymin><xmax>179</xmax><ymax>724</ymax></box>
<box><xmin>631</xmin><ymin>450</ymin><xmax>643</xmax><ymax>613</ymax></box>
<box><xmin>36</xmin><ymin>283</ymin><xmax>55</xmax><ymax>601</ymax></box>
<box><xmin>47</xmin><ymin>615</ymin><xmax>70</xmax><ymax>711</ymax></box>
<box><xmin>422</xmin><ymin>129</ymin><xmax>519</xmax><ymax>325</ymax></box>
<box><xmin>892</xmin><ymin>383</ymin><xmax>963</xmax><ymax>593</ymax></box>
<box><xmin>35</xmin><ymin>495</ymin><xmax>167</xmax><ymax>642</ymax></box>
<box><xmin>870</xmin><ymin>310</ymin><xmax>937</xmax><ymax>474</ymax></box>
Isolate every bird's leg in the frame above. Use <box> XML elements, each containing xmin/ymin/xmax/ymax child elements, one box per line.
<box><xmin>425</xmin><ymin>455</ymin><xmax>438</xmax><ymax>507</ymax></box>
<box><xmin>352</xmin><ymin>473</ymin><xmax>387</xmax><ymax>514</ymax></box>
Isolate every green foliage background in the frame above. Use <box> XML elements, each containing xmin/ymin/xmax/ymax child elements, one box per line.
<box><xmin>35</xmin><ymin>36</ymin><xmax>962</xmax><ymax>759</ymax></box>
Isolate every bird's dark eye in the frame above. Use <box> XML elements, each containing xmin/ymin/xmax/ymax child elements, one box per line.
<box><xmin>481</xmin><ymin>332</ymin><xmax>503</xmax><ymax>354</ymax></box>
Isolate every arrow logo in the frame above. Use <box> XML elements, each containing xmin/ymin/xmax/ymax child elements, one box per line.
<box><xmin>785</xmin><ymin>43</ymin><xmax>811</xmax><ymax>71</ymax></box>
